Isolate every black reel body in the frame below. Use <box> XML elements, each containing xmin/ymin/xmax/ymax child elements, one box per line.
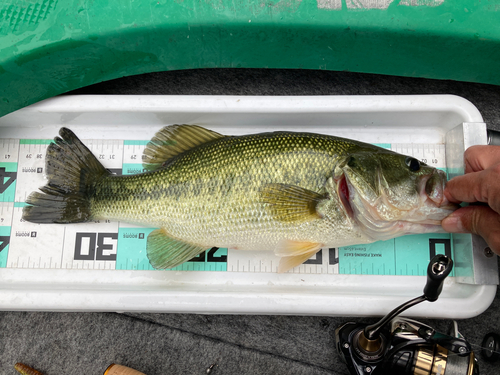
<box><xmin>336</xmin><ymin>318</ymin><xmax>477</xmax><ymax>375</ymax></box>
<box><xmin>336</xmin><ymin>322</ymin><xmax>388</xmax><ymax>374</ymax></box>
<box><xmin>335</xmin><ymin>255</ymin><xmax>479</xmax><ymax>375</ymax></box>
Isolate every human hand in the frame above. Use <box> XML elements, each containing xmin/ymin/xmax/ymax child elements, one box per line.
<box><xmin>441</xmin><ymin>145</ymin><xmax>500</xmax><ymax>254</ymax></box>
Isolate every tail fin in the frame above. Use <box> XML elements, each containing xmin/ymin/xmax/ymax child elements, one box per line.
<box><xmin>22</xmin><ymin>128</ymin><xmax>110</xmax><ymax>223</ymax></box>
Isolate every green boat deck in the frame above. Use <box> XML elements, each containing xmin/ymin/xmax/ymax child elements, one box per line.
<box><xmin>1</xmin><ymin>0</ymin><xmax>499</xmax><ymax>117</ymax></box>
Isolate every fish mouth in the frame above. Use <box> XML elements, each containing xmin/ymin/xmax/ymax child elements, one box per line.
<box><xmin>420</xmin><ymin>170</ymin><xmax>460</xmax><ymax>218</ymax></box>
<box><xmin>349</xmin><ymin>192</ymin><xmax>451</xmax><ymax>241</ymax></box>
<box><xmin>343</xmin><ymin>169</ymin><xmax>458</xmax><ymax>241</ymax></box>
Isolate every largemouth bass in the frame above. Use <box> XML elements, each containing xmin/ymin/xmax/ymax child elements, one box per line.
<box><xmin>22</xmin><ymin>125</ymin><xmax>456</xmax><ymax>272</ymax></box>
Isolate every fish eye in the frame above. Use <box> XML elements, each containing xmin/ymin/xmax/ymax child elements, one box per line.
<box><xmin>347</xmin><ymin>156</ymin><xmax>356</xmax><ymax>168</ymax></box>
<box><xmin>405</xmin><ymin>157</ymin><xmax>421</xmax><ymax>172</ymax></box>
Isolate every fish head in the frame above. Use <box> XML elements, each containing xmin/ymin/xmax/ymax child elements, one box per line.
<box><xmin>333</xmin><ymin>150</ymin><xmax>457</xmax><ymax>241</ymax></box>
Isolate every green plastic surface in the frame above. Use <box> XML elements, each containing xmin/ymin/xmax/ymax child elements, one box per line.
<box><xmin>1</xmin><ymin>0</ymin><xmax>499</xmax><ymax>116</ymax></box>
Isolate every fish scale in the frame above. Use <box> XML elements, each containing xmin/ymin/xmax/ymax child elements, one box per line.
<box><xmin>91</xmin><ymin>132</ymin><xmax>360</xmax><ymax>250</ymax></box>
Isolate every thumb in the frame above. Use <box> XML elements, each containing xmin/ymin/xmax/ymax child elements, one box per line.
<box><xmin>442</xmin><ymin>206</ymin><xmax>500</xmax><ymax>255</ymax></box>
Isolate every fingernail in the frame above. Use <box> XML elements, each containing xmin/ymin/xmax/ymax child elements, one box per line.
<box><xmin>442</xmin><ymin>215</ymin><xmax>466</xmax><ymax>233</ymax></box>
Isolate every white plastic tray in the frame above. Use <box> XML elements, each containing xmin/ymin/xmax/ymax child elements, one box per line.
<box><xmin>0</xmin><ymin>94</ymin><xmax>496</xmax><ymax>318</ymax></box>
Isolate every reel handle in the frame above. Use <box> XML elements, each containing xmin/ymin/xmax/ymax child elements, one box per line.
<box><xmin>423</xmin><ymin>254</ymin><xmax>453</xmax><ymax>302</ymax></box>
<box><xmin>363</xmin><ymin>255</ymin><xmax>453</xmax><ymax>341</ymax></box>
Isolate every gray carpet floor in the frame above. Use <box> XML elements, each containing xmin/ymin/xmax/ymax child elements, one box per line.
<box><xmin>1</xmin><ymin>69</ymin><xmax>500</xmax><ymax>374</ymax></box>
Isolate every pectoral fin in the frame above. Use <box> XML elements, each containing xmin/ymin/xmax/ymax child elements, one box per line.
<box><xmin>147</xmin><ymin>228</ymin><xmax>208</xmax><ymax>269</ymax></box>
<box><xmin>260</xmin><ymin>183</ymin><xmax>326</xmax><ymax>223</ymax></box>
<box><xmin>275</xmin><ymin>240</ymin><xmax>323</xmax><ymax>273</ymax></box>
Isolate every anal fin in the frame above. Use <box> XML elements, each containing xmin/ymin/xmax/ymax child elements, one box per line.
<box><xmin>147</xmin><ymin>228</ymin><xmax>208</xmax><ymax>269</ymax></box>
<box><xmin>276</xmin><ymin>240</ymin><xmax>323</xmax><ymax>273</ymax></box>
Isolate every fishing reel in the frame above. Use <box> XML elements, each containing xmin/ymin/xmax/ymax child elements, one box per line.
<box><xmin>336</xmin><ymin>254</ymin><xmax>478</xmax><ymax>375</ymax></box>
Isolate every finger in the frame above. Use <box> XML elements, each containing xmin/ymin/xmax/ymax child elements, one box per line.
<box><xmin>442</xmin><ymin>206</ymin><xmax>500</xmax><ymax>255</ymax></box>
<box><xmin>464</xmin><ymin>145</ymin><xmax>500</xmax><ymax>173</ymax></box>
<box><xmin>444</xmin><ymin>167</ymin><xmax>500</xmax><ymax>212</ymax></box>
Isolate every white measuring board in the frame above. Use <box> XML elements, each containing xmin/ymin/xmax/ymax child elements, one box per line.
<box><xmin>0</xmin><ymin>94</ymin><xmax>495</xmax><ymax>317</ymax></box>
<box><xmin>0</xmin><ymin>137</ymin><xmax>451</xmax><ymax>277</ymax></box>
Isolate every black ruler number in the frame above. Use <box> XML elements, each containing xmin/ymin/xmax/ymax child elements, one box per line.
<box><xmin>74</xmin><ymin>232</ymin><xmax>118</xmax><ymax>261</ymax></box>
<box><xmin>0</xmin><ymin>168</ymin><xmax>16</xmax><ymax>194</ymax></box>
<box><xmin>189</xmin><ymin>247</ymin><xmax>227</xmax><ymax>263</ymax></box>
<box><xmin>304</xmin><ymin>249</ymin><xmax>323</xmax><ymax>265</ymax></box>
<box><xmin>429</xmin><ymin>238</ymin><xmax>452</xmax><ymax>259</ymax></box>
<box><xmin>0</xmin><ymin>235</ymin><xmax>10</xmax><ymax>253</ymax></box>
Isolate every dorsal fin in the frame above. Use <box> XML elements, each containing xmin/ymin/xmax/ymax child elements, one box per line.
<box><xmin>142</xmin><ymin>125</ymin><xmax>225</xmax><ymax>171</ymax></box>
